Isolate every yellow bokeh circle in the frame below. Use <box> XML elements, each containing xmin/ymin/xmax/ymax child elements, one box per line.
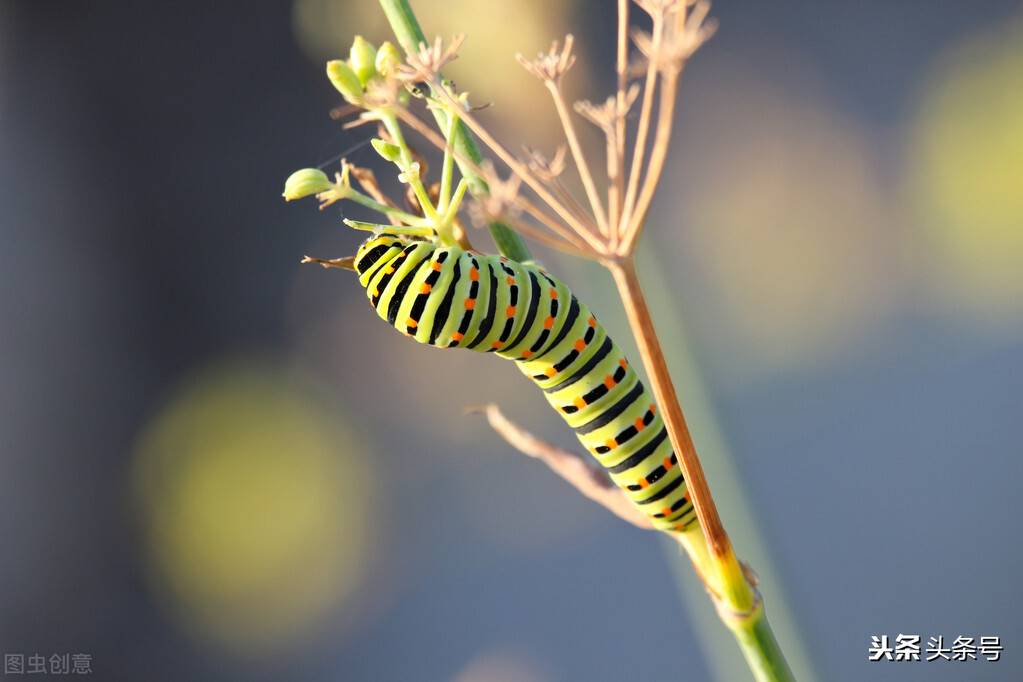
<box><xmin>907</xmin><ymin>17</ymin><xmax>1023</xmax><ymax>322</ymax></box>
<box><xmin>132</xmin><ymin>361</ymin><xmax>376</xmax><ymax>654</ymax></box>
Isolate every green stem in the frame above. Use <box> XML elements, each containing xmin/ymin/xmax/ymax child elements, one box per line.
<box><xmin>380</xmin><ymin>112</ymin><xmax>440</xmax><ymax>223</ymax></box>
<box><xmin>438</xmin><ymin>107</ymin><xmax>456</xmax><ymax>213</ymax></box>
<box><xmin>377</xmin><ymin>0</ymin><xmax>532</xmax><ymax>263</ymax></box>
<box><xmin>441</xmin><ymin>179</ymin><xmax>468</xmax><ymax>227</ymax></box>
<box><xmin>730</xmin><ymin>613</ymin><xmax>796</xmax><ymax>682</ymax></box>
<box><xmin>345</xmin><ymin>189</ymin><xmax>429</xmax><ymax>227</ymax></box>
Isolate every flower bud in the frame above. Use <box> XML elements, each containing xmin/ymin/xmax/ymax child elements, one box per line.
<box><xmin>326</xmin><ymin>60</ymin><xmax>363</xmax><ymax>104</ymax></box>
<box><xmin>349</xmin><ymin>36</ymin><xmax>378</xmax><ymax>85</ymax></box>
<box><xmin>375</xmin><ymin>41</ymin><xmax>402</xmax><ymax>77</ymax></box>
<box><xmin>371</xmin><ymin>138</ymin><xmax>402</xmax><ymax>163</ymax></box>
<box><xmin>282</xmin><ymin>168</ymin><xmax>332</xmax><ymax>202</ymax></box>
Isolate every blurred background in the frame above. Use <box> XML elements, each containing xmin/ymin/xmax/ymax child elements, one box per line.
<box><xmin>1</xmin><ymin>1</ymin><xmax>1021</xmax><ymax>680</ymax></box>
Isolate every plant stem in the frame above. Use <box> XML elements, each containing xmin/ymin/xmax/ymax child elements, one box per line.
<box><xmin>438</xmin><ymin>108</ymin><xmax>456</xmax><ymax>213</ymax></box>
<box><xmin>619</xmin><ymin>13</ymin><xmax>662</xmax><ymax>234</ymax></box>
<box><xmin>379</xmin><ymin>112</ymin><xmax>440</xmax><ymax>222</ymax></box>
<box><xmin>610</xmin><ymin>0</ymin><xmax>628</xmax><ymax>245</ymax></box>
<box><xmin>344</xmin><ymin>188</ymin><xmax>429</xmax><ymax>226</ymax></box>
<box><xmin>378</xmin><ymin>0</ymin><xmax>532</xmax><ymax>263</ymax></box>
<box><xmin>620</xmin><ymin>68</ymin><xmax>680</xmax><ymax>252</ymax></box>
<box><xmin>734</xmin><ymin>613</ymin><xmax>796</xmax><ymax>682</ymax></box>
<box><xmin>608</xmin><ymin>256</ymin><xmax>793</xmax><ymax>681</ymax></box>
<box><xmin>608</xmin><ymin>258</ymin><xmax>731</xmax><ymax>563</ymax></box>
<box><xmin>545</xmin><ymin>81</ymin><xmax>608</xmax><ymax>235</ymax></box>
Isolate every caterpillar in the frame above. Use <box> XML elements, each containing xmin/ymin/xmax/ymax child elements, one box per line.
<box><xmin>353</xmin><ymin>234</ymin><xmax>697</xmax><ymax>533</ymax></box>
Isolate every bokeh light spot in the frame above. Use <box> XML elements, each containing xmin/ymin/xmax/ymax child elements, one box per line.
<box><xmin>907</xmin><ymin>16</ymin><xmax>1023</xmax><ymax>323</ymax></box>
<box><xmin>453</xmin><ymin>650</ymin><xmax>553</xmax><ymax>682</ymax></box>
<box><xmin>132</xmin><ymin>361</ymin><xmax>375</xmax><ymax>655</ymax></box>
<box><xmin>663</xmin><ymin>72</ymin><xmax>895</xmax><ymax>379</ymax></box>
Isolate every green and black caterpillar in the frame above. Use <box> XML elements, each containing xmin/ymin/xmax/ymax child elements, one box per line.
<box><xmin>351</xmin><ymin>234</ymin><xmax>696</xmax><ymax>533</ymax></box>
<box><xmin>282</xmin><ymin>36</ymin><xmax>698</xmax><ymax>535</ymax></box>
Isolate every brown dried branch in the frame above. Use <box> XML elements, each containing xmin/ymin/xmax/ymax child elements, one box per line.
<box><xmin>523</xmin><ymin>145</ymin><xmax>568</xmax><ymax>181</ymax></box>
<box><xmin>523</xmin><ymin>145</ymin><xmax>593</xmax><ymax>227</ymax></box>
<box><xmin>301</xmin><ymin>255</ymin><xmax>356</xmax><ymax>271</ymax></box>
<box><xmin>575</xmin><ymin>85</ymin><xmax>641</xmax><ymax>210</ymax></box>
<box><xmin>518</xmin><ymin>34</ymin><xmax>608</xmax><ymax>237</ymax></box>
<box><xmin>618</xmin><ymin>17</ymin><xmax>664</xmax><ymax>239</ymax></box>
<box><xmin>546</xmin><ymin>81</ymin><xmax>610</xmax><ymax>236</ymax></box>
<box><xmin>612</xmin><ymin>0</ymin><xmax>630</xmax><ymax>248</ymax></box>
<box><xmin>620</xmin><ymin>69</ymin><xmax>679</xmax><ymax>252</ymax></box>
<box><xmin>471</xmin><ymin>403</ymin><xmax>653</xmax><ymax>530</ymax></box>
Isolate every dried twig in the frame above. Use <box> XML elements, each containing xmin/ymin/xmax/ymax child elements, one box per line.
<box><xmin>518</xmin><ymin>36</ymin><xmax>609</xmax><ymax>236</ymax></box>
<box><xmin>611</xmin><ymin>0</ymin><xmax>629</xmax><ymax>247</ymax></box>
<box><xmin>470</xmin><ymin>404</ymin><xmax>653</xmax><ymax>530</ymax></box>
<box><xmin>301</xmin><ymin>255</ymin><xmax>356</xmax><ymax>271</ymax></box>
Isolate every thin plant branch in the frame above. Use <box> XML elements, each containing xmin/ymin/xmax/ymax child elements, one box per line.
<box><xmin>509</xmin><ymin>35</ymin><xmax>614</xmax><ymax>240</ymax></box>
<box><xmin>611</xmin><ymin>0</ymin><xmax>629</xmax><ymax>248</ymax></box>
<box><xmin>489</xmin><ymin>214</ymin><xmax>589</xmax><ymax>258</ymax></box>
<box><xmin>394</xmin><ymin>106</ymin><xmax>594</xmax><ymax>254</ymax></box>
<box><xmin>471</xmin><ymin>403</ymin><xmax>653</xmax><ymax>530</ymax></box>
<box><xmin>619</xmin><ymin>15</ymin><xmax>664</xmax><ymax>237</ymax></box>
<box><xmin>574</xmin><ymin>86</ymin><xmax>640</xmax><ymax>246</ymax></box>
<box><xmin>620</xmin><ymin>68</ymin><xmax>680</xmax><ymax>253</ymax></box>
<box><xmin>525</xmin><ymin>145</ymin><xmax>596</xmax><ymax>230</ymax></box>
<box><xmin>545</xmin><ymin>79</ymin><xmax>610</xmax><ymax>236</ymax></box>
<box><xmin>607</xmin><ymin>256</ymin><xmax>752</xmax><ymax>610</ymax></box>
<box><xmin>429</xmin><ymin>84</ymin><xmax>610</xmax><ymax>254</ymax></box>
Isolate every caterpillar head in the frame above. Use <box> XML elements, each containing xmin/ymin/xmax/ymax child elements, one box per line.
<box><xmin>353</xmin><ymin>234</ymin><xmax>406</xmax><ymax>285</ymax></box>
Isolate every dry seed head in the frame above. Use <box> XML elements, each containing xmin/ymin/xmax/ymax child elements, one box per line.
<box><xmin>397</xmin><ymin>35</ymin><xmax>466</xmax><ymax>84</ymax></box>
<box><xmin>574</xmin><ymin>84</ymin><xmax>640</xmax><ymax>134</ymax></box>
<box><xmin>523</xmin><ymin>146</ymin><xmax>568</xmax><ymax>182</ymax></box>
<box><xmin>515</xmin><ymin>35</ymin><xmax>576</xmax><ymax>83</ymax></box>
<box><xmin>467</xmin><ymin>161</ymin><xmax>523</xmax><ymax>227</ymax></box>
<box><xmin>632</xmin><ymin>1</ymin><xmax>717</xmax><ymax>74</ymax></box>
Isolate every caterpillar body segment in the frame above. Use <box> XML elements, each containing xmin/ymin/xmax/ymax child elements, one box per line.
<box><xmin>354</xmin><ymin>235</ymin><xmax>698</xmax><ymax>533</ymax></box>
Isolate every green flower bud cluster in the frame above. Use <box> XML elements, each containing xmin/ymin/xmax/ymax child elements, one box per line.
<box><xmin>325</xmin><ymin>37</ymin><xmax>403</xmax><ymax>106</ymax></box>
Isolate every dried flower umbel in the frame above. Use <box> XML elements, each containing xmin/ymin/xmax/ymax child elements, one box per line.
<box><xmin>283</xmin><ymin>2</ymin><xmax>792</xmax><ymax>679</ymax></box>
